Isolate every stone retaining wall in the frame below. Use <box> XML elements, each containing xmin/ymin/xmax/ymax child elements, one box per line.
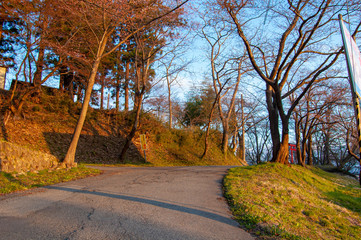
<box><xmin>0</xmin><ymin>141</ymin><xmax>59</xmax><ymax>173</ymax></box>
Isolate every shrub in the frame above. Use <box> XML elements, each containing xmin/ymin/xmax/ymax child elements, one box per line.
<box><xmin>32</xmin><ymin>106</ymin><xmax>41</xmax><ymax>112</ymax></box>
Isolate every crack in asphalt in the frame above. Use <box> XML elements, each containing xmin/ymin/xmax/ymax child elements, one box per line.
<box><xmin>87</xmin><ymin>208</ymin><xmax>95</xmax><ymax>221</ymax></box>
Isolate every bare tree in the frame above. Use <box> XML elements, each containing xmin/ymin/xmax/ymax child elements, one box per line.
<box><xmin>58</xmin><ymin>0</ymin><xmax>189</xmax><ymax>167</ymax></box>
<box><xmin>2</xmin><ymin>0</ymin><xmax>64</xmax><ymax>120</ymax></box>
<box><xmin>159</xmin><ymin>35</ymin><xmax>191</xmax><ymax>129</ymax></box>
<box><xmin>246</xmin><ymin>115</ymin><xmax>271</xmax><ymax>164</ymax></box>
<box><xmin>119</xmin><ymin>10</ymin><xmax>186</xmax><ymax>161</ymax></box>
<box><xmin>219</xmin><ymin>0</ymin><xmax>361</xmax><ymax>164</ymax></box>
<box><xmin>197</xmin><ymin>9</ymin><xmax>249</xmax><ymax>157</ymax></box>
<box><xmin>292</xmin><ymin>81</ymin><xmax>347</xmax><ymax>166</ymax></box>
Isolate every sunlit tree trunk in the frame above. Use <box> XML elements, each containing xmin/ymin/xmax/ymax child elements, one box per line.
<box><xmin>63</xmin><ymin>33</ymin><xmax>109</xmax><ymax>167</ymax></box>
<box><xmin>276</xmin><ymin>131</ymin><xmax>289</xmax><ymax>164</ymax></box>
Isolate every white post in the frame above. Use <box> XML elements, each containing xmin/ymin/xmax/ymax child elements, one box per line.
<box><xmin>0</xmin><ymin>66</ymin><xmax>7</xmax><ymax>90</ymax></box>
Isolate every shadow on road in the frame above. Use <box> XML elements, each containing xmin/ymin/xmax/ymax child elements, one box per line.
<box><xmin>45</xmin><ymin>185</ymin><xmax>239</xmax><ymax>228</ymax></box>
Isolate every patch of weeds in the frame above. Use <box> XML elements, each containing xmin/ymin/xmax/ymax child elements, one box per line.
<box><xmin>326</xmin><ymin>190</ymin><xmax>361</xmax><ymax>214</ymax></box>
<box><xmin>32</xmin><ymin>105</ymin><xmax>41</xmax><ymax>112</ymax></box>
<box><xmin>236</xmin><ymin>212</ymin><xmax>261</xmax><ymax>229</ymax></box>
<box><xmin>263</xmin><ymin>225</ymin><xmax>304</xmax><ymax>240</ymax></box>
<box><xmin>318</xmin><ymin>217</ymin><xmax>330</xmax><ymax>227</ymax></box>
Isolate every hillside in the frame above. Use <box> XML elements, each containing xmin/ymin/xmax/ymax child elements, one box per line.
<box><xmin>0</xmin><ymin>90</ymin><xmax>246</xmax><ymax>166</ymax></box>
<box><xmin>224</xmin><ymin>163</ymin><xmax>361</xmax><ymax>239</ymax></box>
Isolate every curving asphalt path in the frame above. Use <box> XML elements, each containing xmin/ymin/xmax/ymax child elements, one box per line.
<box><xmin>0</xmin><ymin>166</ymin><xmax>254</xmax><ymax>240</ymax></box>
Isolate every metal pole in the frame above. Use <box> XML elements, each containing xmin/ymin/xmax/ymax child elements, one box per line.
<box><xmin>339</xmin><ymin>14</ymin><xmax>361</xmax><ymax>184</ymax></box>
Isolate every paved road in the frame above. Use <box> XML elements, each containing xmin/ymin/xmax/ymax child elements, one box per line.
<box><xmin>0</xmin><ymin>166</ymin><xmax>254</xmax><ymax>240</ymax></box>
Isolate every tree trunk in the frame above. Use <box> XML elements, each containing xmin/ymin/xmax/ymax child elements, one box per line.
<box><xmin>201</xmin><ymin>96</ymin><xmax>218</xmax><ymax>159</ymax></box>
<box><xmin>295</xmin><ymin>119</ymin><xmax>304</xmax><ymax>166</ymax></box>
<box><xmin>59</xmin><ymin>66</ymin><xmax>65</xmax><ymax>91</ymax></box>
<box><xmin>62</xmin><ymin>58</ymin><xmax>101</xmax><ymax>167</ymax></box>
<box><xmin>107</xmin><ymin>92</ymin><xmax>110</xmax><ymax>109</ymax></box>
<box><xmin>0</xmin><ymin>19</ymin><xmax>3</xmax><ymax>43</ymax></box>
<box><xmin>119</xmin><ymin>91</ymin><xmax>144</xmax><ymax>162</ymax></box>
<box><xmin>124</xmin><ymin>61</ymin><xmax>130</xmax><ymax>112</ymax></box>
<box><xmin>100</xmin><ymin>81</ymin><xmax>104</xmax><ymax>110</ymax></box>
<box><xmin>296</xmin><ymin>144</ymin><xmax>303</xmax><ymax>166</ymax></box>
<box><xmin>240</xmin><ymin>94</ymin><xmax>245</xmax><ymax>162</ymax></box>
<box><xmin>33</xmin><ymin>45</ymin><xmax>45</xmax><ymax>86</ymax></box>
<box><xmin>275</xmin><ymin>120</ymin><xmax>289</xmax><ymax>164</ymax></box>
<box><xmin>115</xmin><ymin>77</ymin><xmax>120</xmax><ymax>111</ymax></box>
<box><xmin>133</xmin><ymin>94</ymin><xmax>139</xmax><ymax>111</ymax></box>
<box><xmin>63</xmin><ymin>33</ymin><xmax>109</xmax><ymax>167</ymax></box>
<box><xmin>307</xmin><ymin>136</ymin><xmax>313</xmax><ymax>165</ymax></box>
<box><xmin>324</xmin><ymin>131</ymin><xmax>330</xmax><ymax>165</ymax></box>
<box><xmin>167</xmin><ymin>79</ymin><xmax>172</xmax><ymax>129</ymax></box>
<box><xmin>238</xmin><ymin>132</ymin><xmax>245</xmax><ymax>161</ymax></box>
<box><xmin>301</xmin><ymin>140</ymin><xmax>307</xmax><ymax>166</ymax></box>
<box><xmin>221</xmin><ymin>121</ymin><xmax>229</xmax><ymax>154</ymax></box>
<box><xmin>220</xmin><ymin>63</ymin><xmax>242</xmax><ymax>156</ymax></box>
<box><xmin>77</xmin><ymin>85</ymin><xmax>83</xmax><ymax>103</ymax></box>
<box><xmin>59</xmin><ymin>66</ymin><xmax>74</xmax><ymax>100</ymax></box>
<box><xmin>266</xmin><ymin>84</ymin><xmax>281</xmax><ymax>162</ymax></box>
<box><xmin>231</xmin><ymin>126</ymin><xmax>238</xmax><ymax>155</ymax></box>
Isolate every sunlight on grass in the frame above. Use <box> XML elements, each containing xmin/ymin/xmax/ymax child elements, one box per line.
<box><xmin>224</xmin><ymin>163</ymin><xmax>361</xmax><ymax>239</ymax></box>
<box><xmin>0</xmin><ymin>165</ymin><xmax>101</xmax><ymax>194</ymax></box>
<box><xmin>149</xmin><ymin>129</ymin><xmax>244</xmax><ymax>166</ymax></box>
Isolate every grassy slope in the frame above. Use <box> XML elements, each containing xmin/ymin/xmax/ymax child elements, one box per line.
<box><xmin>224</xmin><ymin>163</ymin><xmax>361</xmax><ymax>239</ymax></box>
<box><xmin>0</xmin><ymin>90</ymin><xmax>244</xmax><ymax>166</ymax></box>
<box><xmin>0</xmin><ymin>90</ymin><xmax>243</xmax><ymax>194</ymax></box>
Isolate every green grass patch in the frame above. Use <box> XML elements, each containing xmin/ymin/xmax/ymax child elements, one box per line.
<box><xmin>149</xmin><ymin>128</ymin><xmax>243</xmax><ymax>166</ymax></box>
<box><xmin>223</xmin><ymin>163</ymin><xmax>361</xmax><ymax>239</ymax></box>
<box><xmin>0</xmin><ymin>165</ymin><xmax>101</xmax><ymax>194</ymax></box>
